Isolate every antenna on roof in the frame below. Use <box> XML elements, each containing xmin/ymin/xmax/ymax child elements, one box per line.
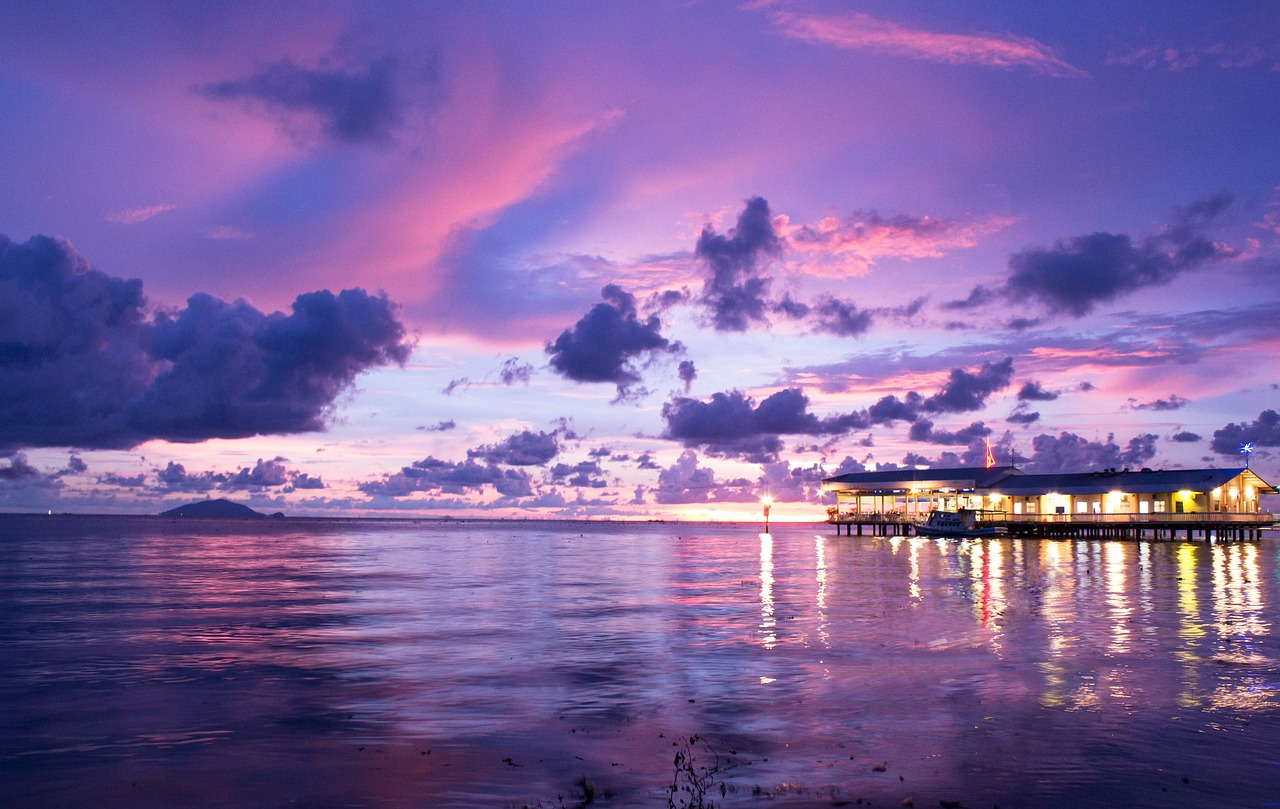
<box><xmin>1240</xmin><ymin>442</ymin><xmax>1254</xmax><ymax>469</ymax></box>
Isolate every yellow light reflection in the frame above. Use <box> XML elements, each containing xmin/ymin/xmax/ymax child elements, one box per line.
<box><xmin>908</xmin><ymin>537</ymin><xmax>924</xmax><ymax>603</ymax></box>
<box><xmin>1177</xmin><ymin>543</ymin><xmax>1204</xmax><ymax>707</ymax></box>
<box><xmin>814</xmin><ymin>535</ymin><xmax>829</xmax><ymax>648</ymax></box>
<box><xmin>759</xmin><ymin>532</ymin><xmax>776</xmax><ymax>649</ymax></box>
<box><xmin>1104</xmin><ymin>542</ymin><xmax>1131</xmax><ymax>655</ymax></box>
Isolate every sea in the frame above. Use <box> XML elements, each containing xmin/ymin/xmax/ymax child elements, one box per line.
<box><xmin>2</xmin><ymin>515</ymin><xmax>1278</xmax><ymax>808</ymax></box>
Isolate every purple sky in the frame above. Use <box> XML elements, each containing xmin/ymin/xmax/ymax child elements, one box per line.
<box><xmin>2</xmin><ymin>2</ymin><xmax>1279</xmax><ymax>518</ymax></box>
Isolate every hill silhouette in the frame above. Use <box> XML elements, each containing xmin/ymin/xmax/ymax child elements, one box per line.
<box><xmin>159</xmin><ymin>498</ymin><xmax>266</xmax><ymax>518</ymax></box>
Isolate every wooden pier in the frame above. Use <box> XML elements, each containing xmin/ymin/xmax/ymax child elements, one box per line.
<box><xmin>829</xmin><ymin>512</ymin><xmax>1274</xmax><ymax>541</ymax></box>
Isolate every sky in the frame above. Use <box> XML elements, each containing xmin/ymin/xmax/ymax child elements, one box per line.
<box><xmin>2</xmin><ymin>1</ymin><xmax>1279</xmax><ymax>519</ymax></box>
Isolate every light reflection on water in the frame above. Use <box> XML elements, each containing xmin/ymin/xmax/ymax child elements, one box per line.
<box><xmin>2</xmin><ymin>516</ymin><xmax>1280</xmax><ymax>808</ymax></box>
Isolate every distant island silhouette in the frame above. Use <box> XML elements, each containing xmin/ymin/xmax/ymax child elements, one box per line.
<box><xmin>160</xmin><ymin>498</ymin><xmax>280</xmax><ymax>519</ymax></box>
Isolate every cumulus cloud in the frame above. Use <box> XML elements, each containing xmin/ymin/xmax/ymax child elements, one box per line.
<box><xmin>1017</xmin><ymin>381</ymin><xmax>1059</xmax><ymax>401</ymax></box>
<box><xmin>654</xmin><ymin>450</ymin><xmax>756</xmax><ymax>504</ymax></box>
<box><xmin>758</xmin><ymin>460</ymin><xmax>827</xmax><ymax>502</ymax></box>
<box><xmin>202</xmin><ymin>57</ymin><xmax>405</xmax><ymax>146</ymax></box>
<box><xmin>0</xmin><ymin>452</ymin><xmax>42</xmax><ymax>481</ymax></box>
<box><xmin>128</xmin><ymin>287</ymin><xmax>410</xmax><ymax>443</ymax></box>
<box><xmin>696</xmin><ymin>197</ymin><xmax>781</xmax><ymax>332</ymax></box>
<box><xmin>908</xmin><ymin>419</ymin><xmax>992</xmax><ymax>445</ymax></box>
<box><xmin>921</xmin><ymin>357</ymin><xmax>1014</xmax><ymax>414</ymax></box>
<box><xmin>359</xmin><ymin>457</ymin><xmax>535</xmax><ymax>499</ymax></box>
<box><xmin>677</xmin><ymin>360</ymin><xmax>697</xmax><ymax>392</ymax></box>
<box><xmin>1170</xmin><ymin>431</ymin><xmax>1202</xmax><ymax>443</ymax></box>
<box><xmin>1211</xmin><ymin>410</ymin><xmax>1280</xmax><ymax>455</ymax></box>
<box><xmin>549</xmin><ymin>460</ymin><xmax>608</xmax><ymax>488</ymax></box>
<box><xmin>0</xmin><ymin>234</ymin><xmax>410</xmax><ymax>451</ymax></box>
<box><xmin>467</xmin><ymin>429</ymin><xmax>561</xmax><ymax>466</ymax></box>
<box><xmin>1002</xmin><ymin>194</ymin><xmax>1237</xmax><ymax>316</ymax></box>
<box><xmin>809</xmin><ymin>294</ymin><xmax>874</xmax><ymax>337</ymax></box>
<box><xmin>150</xmin><ymin>457</ymin><xmax>323</xmax><ymax>493</ymax></box>
<box><xmin>1022</xmin><ymin>431</ymin><xmax>1158</xmax><ymax>473</ymax></box>
<box><xmin>1007</xmin><ymin>403</ymin><xmax>1040</xmax><ymax>425</ymax></box>
<box><xmin>546</xmin><ymin>284</ymin><xmax>683</xmax><ymax>400</ymax></box>
<box><xmin>662</xmin><ymin>387</ymin><xmax>867</xmax><ymax>462</ymax></box>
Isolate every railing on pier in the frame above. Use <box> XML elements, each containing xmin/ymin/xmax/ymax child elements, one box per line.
<box><xmin>826</xmin><ymin>510</ymin><xmax>1275</xmax><ymax>540</ymax></box>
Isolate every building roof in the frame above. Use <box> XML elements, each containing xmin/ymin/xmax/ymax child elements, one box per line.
<box><xmin>991</xmin><ymin>467</ymin><xmax>1278</xmax><ymax>497</ymax></box>
<box><xmin>822</xmin><ymin>465</ymin><xmax>1022</xmax><ymax>493</ymax></box>
<box><xmin>822</xmin><ymin>465</ymin><xmax>1277</xmax><ymax>496</ymax></box>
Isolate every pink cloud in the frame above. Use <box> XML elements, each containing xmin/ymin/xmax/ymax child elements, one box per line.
<box><xmin>105</xmin><ymin>204</ymin><xmax>176</xmax><ymax>224</ymax></box>
<box><xmin>778</xmin><ymin>210</ymin><xmax>1015</xmax><ymax>278</ymax></box>
<box><xmin>770</xmin><ymin>10</ymin><xmax>1086</xmax><ymax>78</ymax></box>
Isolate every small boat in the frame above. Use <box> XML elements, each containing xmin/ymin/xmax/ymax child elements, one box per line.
<box><xmin>915</xmin><ymin>508</ymin><xmax>1006</xmax><ymax>538</ymax></box>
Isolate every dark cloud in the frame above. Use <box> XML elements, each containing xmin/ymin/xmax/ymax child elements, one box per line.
<box><xmin>908</xmin><ymin>419</ymin><xmax>992</xmax><ymax>445</ymax></box>
<box><xmin>359</xmin><ymin>457</ymin><xmax>535</xmax><ymax>499</ymax></box>
<box><xmin>1170</xmin><ymin>431</ymin><xmax>1202</xmax><ymax>443</ymax></box>
<box><xmin>0</xmin><ymin>452</ymin><xmax>42</xmax><ymax>481</ymax></box>
<box><xmin>442</xmin><ymin>378</ymin><xmax>470</xmax><ymax>396</ymax></box>
<box><xmin>942</xmin><ymin>284</ymin><xmax>998</xmax><ymax>311</ymax></box>
<box><xmin>662</xmin><ymin>387</ymin><xmax>867</xmax><ymax>462</ymax></box>
<box><xmin>1017</xmin><ymin>381</ymin><xmax>1059</xmax><ymax>401</ymax></box>
<box><xmin>588</xmin><ymin>446</ymin><xmax>613</xmax><ymax>458</ymax></box>
<box><xmin>1128</xmin><ymin>394</ymin><xmax>1189</xmax><ymax>411</ymax></box>
<box><xmin>1007</xmin><ymin>404</ymin><xmax>1041</xmax><ymax>425</ymax></box>
<box><xmin>1</xmin><ymin>234</ymin><xmax>411</xmax><ymax>451</ymax></box>
<box><xmin>1005</xmin><ymin>196</ymin><xmax>1236</xmax><ymax>316</ymax></box>
<box><xmin>546</xmin><ymin>284</ymin><xmax>682</xmax><ymax>400</ymax></box>
<box><xmin>677</xmin><ymin>360</ymin><xmax>697</xmax><ymax>392</ymax></box>
<box><xmin>921</xmin><ymin>357</ymin><xmax>1014</xmax><ymax>413</ymax></box>
<box><xmin>1022</xmin><ymin>431</ymin><xmax>1158</xmax><ymax>473</ymax></box>
<box><xmin>498</xmin><ymin>357</ymin><xmax>534</xmax><ymax>386</ymax></box>
<box><xmin>696</xmin><ymin>197</ymin><xmax>781</xmax><ymax>331</ymax></box>
<box><xmin>654</xmin><ymin>450</ymin><xmax>756</xmax><ymax>504</ymax></box>
<box><xmin>1211</xmin><ymin>410</ymin><xmax>1280</xmax><ymax>455</ymax></box>
<box><xmin>634</xmin><ymin>452</ymin><xmax>661</xmax><ymax>470</ymax></box>
<box><xmin>868</xmin><ymin>393</ymin><xmax>925</xmax><ymax>425</ymax></box>
<box><xmin>202</xmin><ymin>57</ymin><xmax>404</xmax><ymax>146</ymax></box>
<box><xmin>810</xmin><ymin>294</ymin><xmax>874</xmax><ymax>337</ymax></box>
<box><xmin>467</xmin><ymin>429</ymin><xmax>561</xmax><ymax>466</ymax></box>
<box><xmin>417</xmin><ymin>420</ymin><xmax>457</xmax><ymax>432</ymax></box>
<box><xmin>99</xmin><ymin>471</ymin><xmax>147</xmax><ymax>488</ymax></box>
<box><xmin>773</xmin><ymin>293</ymin><xmax>810</xmax><ymax>319</ymax></box>
<box><xmin>829</xmin><ymin>455</ymin><xmax>867</xmax><ymax>476</ymax></box>
<box><xmin>128</xmin><ymin>288</ymin><xmax>410</xmax><ymax>443</ymax></box>
<box><xmin>862</xmin><ymin>359</ymin><xmax>1013</xmax><ymax>426</ymax></box>
<box><xmin>549</xmin><ymin>460</ymin><xmax>608</xmax><ymax>488</ymax></box>
<box><xmin>0</xmin><ymin>235</ymin><xmax>153</xmax><ymax>450</ymax></box>
<box><xmin>155</xmin><ymin>461</ymin><xmax>228</xmax><ymax>493</ymax></box>
<box><xmin>226</xmin><ymin>457</ymin><xmax>291</xmax><ymax>489</ymax></box>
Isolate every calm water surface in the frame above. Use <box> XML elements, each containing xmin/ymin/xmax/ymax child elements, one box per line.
<box><xmin>2</xmin><ymin>516</ymin><xmax>1279</xmax><ymax>808</ymax></box>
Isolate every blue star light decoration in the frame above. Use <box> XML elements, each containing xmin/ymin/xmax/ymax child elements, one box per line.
<box><xmin>1240</xmin><ymin>442</ymin><xmax>1255</xmax><ymax>467</ymax></box>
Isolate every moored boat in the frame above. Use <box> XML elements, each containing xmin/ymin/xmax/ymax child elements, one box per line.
<box><xmin>915</xmin><ymin>508</ymin><xmax>1006</xmax><ymax>538</ymax></box>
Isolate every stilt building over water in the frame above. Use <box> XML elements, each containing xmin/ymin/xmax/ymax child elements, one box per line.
<box><xmin>821</xmin><ymin>465</ymin><xmax>1277</xmax><ymax>541</ymax></box>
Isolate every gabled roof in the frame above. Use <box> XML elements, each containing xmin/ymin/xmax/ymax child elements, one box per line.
<box><xmin>822</xmin><ymin>465</ymin><xmax>1022</xmax><ymax>493</ymax></box>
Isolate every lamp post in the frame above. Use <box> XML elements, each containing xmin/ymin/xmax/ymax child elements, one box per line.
<box><xmin>761</xmin><ymin>495</ymin><xmax>773</xmax><ymax>533</ymax></box>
